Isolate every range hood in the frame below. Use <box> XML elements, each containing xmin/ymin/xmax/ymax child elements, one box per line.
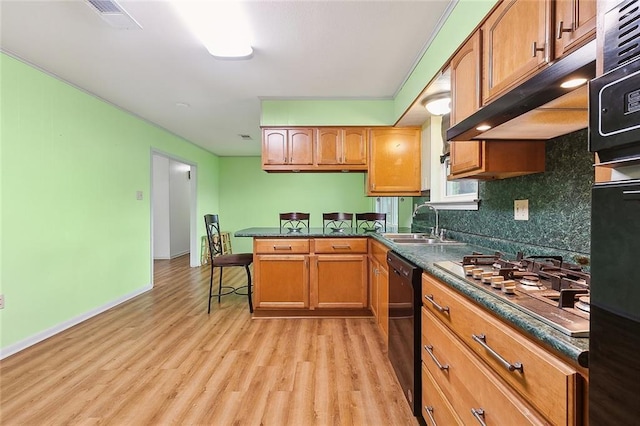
<box><xmin>446</xmin><ymin>40</ymin><xmax>596</xmax><ymax>141</ymax></box>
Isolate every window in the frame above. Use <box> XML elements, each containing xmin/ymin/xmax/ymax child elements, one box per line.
<box><xmin>443</xmin><ymin>157</ymin><xmax>478</xmax><ymax>199</ymax></box>
<box><xmin>431</xmin><ymin>157</ymin><xmax>479</xmax><ymax>210</ymax></box>
<box><xmin>375</xmin><ymin>197</ymin><xmax>398</xmax><ymax>227</ymax></box>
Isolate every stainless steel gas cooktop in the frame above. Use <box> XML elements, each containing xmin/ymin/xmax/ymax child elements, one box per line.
<box><xmin>434</xmin><ymin>252</ymin><xmax>590</xmax><ymax>337</ymax></box>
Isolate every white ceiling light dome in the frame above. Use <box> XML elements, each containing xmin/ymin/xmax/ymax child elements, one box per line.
<box><xmin>423</xmin><ymin>93</ymin><xmax>451</xmax><ymax>116</ymax></box>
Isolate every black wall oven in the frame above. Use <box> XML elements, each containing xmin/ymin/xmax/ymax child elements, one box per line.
<box><xmin>589</xmin><ymin>180</ymin><xmax>640</xmax><ymax>425</ymax></box>
<box><xmin>589</xmin><ymin>0</ymin><xmax>640</xmax><ymax>164</ymax></box>
<box><xmin>589</xmin><ymin>1</ymin><xmax>640</xmax><ymax>424</ymax></box>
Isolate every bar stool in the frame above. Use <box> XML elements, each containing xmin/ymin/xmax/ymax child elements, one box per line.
<box><xmin>323</xmin><ymin>212</ymin><xmax>353</xmax><ymax>232</ymax></box>
<box><xmin>279</xmin><ymin>212</ymin><xmax>310</xmax><ymax>233</ymax></box>
<box><xmin>204</xmin><ymin>214</ymin><xmax>253</xmax><ymax>313</ymax></box>
<box><xmin>356</xmin><ymin>212</ymin><xmax>387</xmax><ymax>232</ymax></box>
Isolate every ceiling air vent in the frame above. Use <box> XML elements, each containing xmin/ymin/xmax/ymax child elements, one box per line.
<box><xmin>239</xmin><ymin>134</ymin><xmax>253</xmax><ymax>141</ymax></box>
<box><xmin>603</xmin><ymin>0</ymin><xmax>640</xmax><ymax>72</ymax></box>
<box><xmin>85</xmin><ymin>0</ymin><xmax>142</xmax><ymax>30</ymax></box>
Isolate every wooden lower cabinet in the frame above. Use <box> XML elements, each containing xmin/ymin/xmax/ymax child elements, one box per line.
<box><xmin>422</xmin><ymin>307</ymin><xmax>549</xmax><ymax>425</ymax></box>
<box><xmin>313</xmin><ymin>254</ymin><xmax>367</xmax><ymax>308</ymax></box>
<box><xmin>421</xmin><ymin>272</ymin><xmax>582</xmax><ymax>425</ymax></box>
<box><xmin>254</xmin><ymin>237</ymin><xmax>368</xmax><ymax>311</ymax></box>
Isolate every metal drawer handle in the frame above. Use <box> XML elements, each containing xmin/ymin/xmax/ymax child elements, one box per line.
<box><xmin>556</xmin><ymin>20</ymin><xmax>573</xmax><ymax>39</ymax></box>
<box><xmin>424</xmin><ymin>345</ymin><xmax>449</xmax><ymax>371</ymax></box>
<box><xmin>425</xmin><ymin>294</ymin><xmax>450</xmax><ymax>314</ymax></box>
<box><xmin>531</xmin><ymin>41</ymin><xmax>545</xmax><ymax>57</ymax></box>
<box><xmin>331</xmin><ymin>245</ymin><xmax>351</xmax><ymax>249</ymax></box>
<box><xmin>273</xmin><ymin>245</ymin><xmax>292</xmax><ymax>250</ymax></box>
<box><xmin>472</xmin><ymin>334</ymin><xmax>524</xmax><ymax>373</ymax></box>
<box><xmin>471</xmin><ymin>408</ymin><xmax>487</xmax><ymax>426</ymax></box>
<box><xmin>424</xmin><ymin>406</ymin><xmax>437</xmax><ymax>426</ymax></box>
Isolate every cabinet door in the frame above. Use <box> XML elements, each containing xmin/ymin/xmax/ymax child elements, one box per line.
<box><xmin>554</xmin><ymin>0</ymin><xmax>596</xmax><ymax>58</ymax></box>
<box><xmin>316</xmin><ymin>128</ymin><xmax>341</xmax><ymax>165</ymax></box>
<box><xmin>288</xmin><ymin>128</ymin><xmax>314</xmax><ymax>165</ymax></box>
<box><xmin>313</xmin><ymin>254</ymin><xmax>367</xmax><ymax>309</ymax></box>
<box><xmin>450</xmin><ymin>31</ymin><xmax>481</xmax><ymax>126</ymax></box>
<box><xmin>368</xmin><ymin>128</ymin><xmax>421</xmax><ymax>195</ymax></box>
<box><xmin>262</xmin><ymin>129</ymin><xmax>288</xmax><ymax>165</ymax></box>
<box><xmin>342</xmin><ymin>128</ymin><xmax>367</xmax><ymax>165</ymax></box>
<box><xmin>482</xmin><ymin>0</ymin><xmax>552</xmax><ymax>104</ymax></box>
<box><xmin>254</xmin><ymin>254</ymin><xmax>309</xmax><ymax>309</ymax></box>
<box><xmin>450</xmin><ymin>141</ymin><xmax>483</xmax><ymax>175</ymax></box>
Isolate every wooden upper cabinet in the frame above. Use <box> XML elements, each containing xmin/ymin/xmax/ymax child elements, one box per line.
<box><xmin>449</xmin><ymin>140</ymin><xmax>545</xmax><ymax>180</ymax></box>
<box><xmin>554</xmin><ymin>0</ymin><xmax>597</xmax><ymax>58</ymax></box>
<box><xmin>450</xmin><ymin>141</ymin><xmax>483</xmax><ymax>176</ymax></box>
<box><xmin>262</xmin><ymin>127</ymin><xmax>367</xmax><ymax>171</ymax></box>
<box><xmin>481</xmin><ymin>0</ymin><xmax>552</xmax><ymax>105</ymax></box>
<box><xmin>450</xmin><ymin>31</ymin><xmax>482</xmax><ymax>126</ymax></box>
<box><xmin>367</xmin><ymin>128</ymin><xmax>421</xmax><ymax>196</ymax></box>
<box><xmin>262</xmin><ymin>128</ymin><xmax>313</xmax><ymax>169</ymax></box>
<box><xmin>316</xmin><ymin>128</ymin><xmax>367</xmax><ymax>168</ymax></box>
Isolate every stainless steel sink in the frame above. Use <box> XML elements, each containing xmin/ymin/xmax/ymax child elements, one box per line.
<box><xmin>382</xmin><ymin>233</ymin><xmax>466</xmax><ymax>245</ymax></box>
<box><xmin>382</xmin><ymin>233</ymin><xmax>430</xmax><ymax>239</ymax></box>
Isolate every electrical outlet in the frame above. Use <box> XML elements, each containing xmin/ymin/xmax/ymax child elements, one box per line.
<box><xmin>514</xmin><ymin>199</ymin><xmax>529</xmax><ymax>221</ymax></box>
<box><xmin>0</xmin><ymin>294</ymin><xmax>4</xmax><ymax>309</ymax></box>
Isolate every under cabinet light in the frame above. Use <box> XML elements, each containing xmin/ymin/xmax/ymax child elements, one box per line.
<box><xmin>476</xmin><ymin>124</ymin><xmax>492</xmax><ymax>131</ymax></box>
<box><xmin>560</xmin><ymin>78</ymin><xmax>588</xmax><ymax>89</ymax></box>
<box><xmin>173</xmin><ymin>1</ymin><xmax>253</xmax><ymax>59</ymax></box>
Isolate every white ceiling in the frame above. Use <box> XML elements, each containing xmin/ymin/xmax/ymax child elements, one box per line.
<box><xmin>0</xmin><ymin>0</ymin><xmax>455</xmax><ymax>156</ymax></box>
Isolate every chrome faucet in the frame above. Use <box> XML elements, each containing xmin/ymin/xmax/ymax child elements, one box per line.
<box><xmin>413</xmin><ymin>202</ymin><xmax>439</xmax><ymax>238</ymax></box>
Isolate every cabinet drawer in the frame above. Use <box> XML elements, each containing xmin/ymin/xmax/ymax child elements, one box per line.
<box><xmin>422</xmin><ymin>361</ymin><xmax>463</xmax><ymax>426</ymax></box>
<box><xmin>254</xmin><ymin>238</ymin><xmax>310</xmax><ymax>254</ymax></box>
<box><xmin>421</xmin><ymin>308</ymin><xmax>548</xmax><ymax>425</ymax></box>
<box><xmin>422</xmin><ymin>274</ymin><xmax>578</xmax><ymax>425</ymax></box>
<box><xmin>314</xmin><ymin>238</ymin><xmax>367</xmax><ymax>254</ymax></box>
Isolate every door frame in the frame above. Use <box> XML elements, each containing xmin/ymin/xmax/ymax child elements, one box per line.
<box><xmin>150</xmin><ymin>149</ymin><xmax>199</xmax><ymax>284</ymax></box>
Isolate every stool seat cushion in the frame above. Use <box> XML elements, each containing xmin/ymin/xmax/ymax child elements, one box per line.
<box><xmin>212</xmin><ymin>253</ymin><xmax>253</xmax><ymax>267</ymax></box>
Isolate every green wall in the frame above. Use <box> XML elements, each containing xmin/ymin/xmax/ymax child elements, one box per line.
<box><xmin>0</xmin><ymin>54</ymin><xmax>221</xmax><ymax>351</ymax></box>
<box><xmin>219</xmin><ymin>157</ymin><xmax>374</xmax><ymax>253</ymax></box>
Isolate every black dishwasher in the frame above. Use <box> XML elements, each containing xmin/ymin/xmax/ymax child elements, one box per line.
<box><xmin>387</xmin><ymin>251</ymin><xmax>422</xmax><ymax>420</ymax></box>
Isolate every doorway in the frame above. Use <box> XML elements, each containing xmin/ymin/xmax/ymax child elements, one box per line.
<box><xmin>151</xmin><ymin>150</ymin><xmax>199</xmax><ymax>286</ymax></box>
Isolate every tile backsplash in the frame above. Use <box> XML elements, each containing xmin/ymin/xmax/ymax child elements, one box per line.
<box><xmin>412</xmin><ymin>129</ymin><xmax>593</xmax><ymax>264</ymax></box>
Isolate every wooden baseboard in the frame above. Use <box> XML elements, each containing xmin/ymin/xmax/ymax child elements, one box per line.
<box><xmin>252</xmin><ymin>308</ymin><xmax>373</xmax><ymax>319</ymax></box>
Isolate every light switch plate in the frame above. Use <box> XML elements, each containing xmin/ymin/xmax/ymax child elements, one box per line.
<box><xmin>136</xmin><ymin>191</ymin><xmax>143</xmax><ymax>201</ymax></box>
<box><xmin>514</xmin><ymin>199</ymin><xmax>529</xmax><ymax>220</ymax></box>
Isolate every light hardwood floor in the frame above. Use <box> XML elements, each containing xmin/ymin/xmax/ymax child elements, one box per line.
<box><xmin>0</xmin><ymin>255</ymin><xmax>418</xmax><ymax>425</ymax></box>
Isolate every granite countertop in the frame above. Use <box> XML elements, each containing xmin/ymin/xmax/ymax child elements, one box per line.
<box><xmin>235</xmin><ymin>227</ymin><xmax>589</xmax><ymax>368</ymax></box>
<box><xmin>235</xmin><ymin>226</ymin><xmax>410</xmax><ymax>237</ymax></box>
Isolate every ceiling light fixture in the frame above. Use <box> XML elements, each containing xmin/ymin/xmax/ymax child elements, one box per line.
<box><xmin>560</xmin><ymin>77</ymin><xmax>588</xmax><ymax>89</ymax></box>
<box><xmin>422</xmin><ymin>93</ymin><xmax>451</xmax><ymax>116</ymax></box>
<box><xmin>173</xmin><ymin>1</ymin><xmax>253</xmax><ymax>59</ymax></box>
